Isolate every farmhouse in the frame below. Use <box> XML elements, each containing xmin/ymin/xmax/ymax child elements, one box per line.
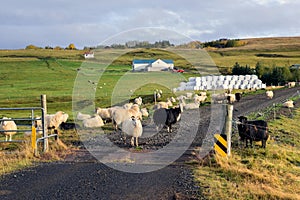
<box><xmin>132</xmin><ymin>59</ymin><xmax>174</xmax><ymax>72</ymax></box>
<box><xmin>84</xmin><ymin>51</ymin><xmax>94</xmax><ymax>59</ymax></box>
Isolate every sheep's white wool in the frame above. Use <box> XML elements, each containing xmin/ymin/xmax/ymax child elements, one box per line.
<box><xmin>82</xmin><ymin>115</ymin><xmax>104</xmax><ymax>128</ymax></box>
<box><xmin>122</xmin><ymin>116</ymin><xmax>143</xmax><ymax>147</ymax></box>
<box><xmin>76</xmin><ymin>112</ymin><xmax>91</xmax><ymax>120</ymax></box>
<box><xmin>0</xmin><ymin>117</ymin><xmax>17</xmax><ymax>141</ymax></box>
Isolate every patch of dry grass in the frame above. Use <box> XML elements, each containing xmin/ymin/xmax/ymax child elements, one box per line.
<box><xmin>194</xmin><ymin>108</ymin><xmax>300</xmax><ymax>200</ymax></box>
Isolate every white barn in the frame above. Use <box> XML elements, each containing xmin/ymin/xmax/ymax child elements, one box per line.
<box><xmin>132</xmin><ymin>59</ymin><xmax>174</xmax><ymax>72</ymax></box>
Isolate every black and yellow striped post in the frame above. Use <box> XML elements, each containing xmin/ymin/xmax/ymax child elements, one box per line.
<box><xmin>214</xmin><ymin>104</ymin><xmax>233</xmax><ymax>157</ymax></box>
<box><xmin>214</xmin><ymin>134</ymin><xmax>227</xmax><ymax>157</ymax></box>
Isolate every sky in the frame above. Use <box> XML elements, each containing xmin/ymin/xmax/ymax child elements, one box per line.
<box><xmin>1</xmin><ymin>0</ymin><xmax>299</xmax><ymax>49</ymax></box>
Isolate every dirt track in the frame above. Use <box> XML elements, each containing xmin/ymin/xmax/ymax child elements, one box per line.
<box><xmin>0</xmin><ymin>87</ymin><xmax>299</xmax><ymax>200</ymax></box>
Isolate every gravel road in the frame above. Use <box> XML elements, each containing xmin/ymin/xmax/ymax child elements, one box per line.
<box><xmin>0</xmin><ymin>86</ymin><xmax>299</xmax><ymax>200</ymax></box>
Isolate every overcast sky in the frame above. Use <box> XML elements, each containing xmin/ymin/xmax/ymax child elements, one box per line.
<box><xmin>1</xmin><ymin>0</ymin><xmax>299</xmax><ymax>49</ymax></box>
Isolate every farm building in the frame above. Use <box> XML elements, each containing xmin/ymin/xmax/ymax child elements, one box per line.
<box><xmin>132</xmin><ymin>59</ymin><xmax>174</xmax><ymax>72</ymax></box>
<box><xmin>84</xmin><ymin>51</ymin><xmax>94</xmax><ymax>59</ymax></box>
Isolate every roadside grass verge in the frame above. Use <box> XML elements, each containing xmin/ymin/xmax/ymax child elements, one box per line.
<box><xmin>194</xmin><ymin>105</ymin><xmax>300</xmax><ymax>200</ymax></box>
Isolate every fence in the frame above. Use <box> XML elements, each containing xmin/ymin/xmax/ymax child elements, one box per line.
<box><xmin>0</xmin><ymin>95</ymin><xmax>56</xmax><ymax>155</ymax></box>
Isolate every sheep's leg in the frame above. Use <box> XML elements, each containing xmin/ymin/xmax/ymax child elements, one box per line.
<box><xmin>135</xmin><ymin>137</ymin><xmax>138</xmax><ymax>147</ymax></box>
<box><xmin>5</xmin><ymin>135</ymin><xmax>8</xmax><ymax>141</ymax></box>
<box><xmin>9</xmin><ymin>134</ymin><xmax>12</xmax><ymax>141</ymax></box>
<box><xmin>131</xmin><ymin>137</ymin><xmax>134</xmax><ymax>147</ymax></box>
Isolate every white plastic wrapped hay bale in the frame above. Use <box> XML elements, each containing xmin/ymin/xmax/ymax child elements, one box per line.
<box><xmin>180</xmin><ymin>82</ymin><xmax>187</xmax><ymax>87</ymax></box>
<box><xmin>238</xmin><ymin>75</ymin><xmax>245</xmax><ymax>80</ymax></box>
<box><xmin>232</xmin><ymin>75</ymin><xmax>238</xmax><ymax>81</ymax></box>
<box><xmin>219</xmin><ymin>75</ymin><xmax>225</xmax><ymax>81</ymax></box>
<box><xmin>234</xmin><ymin>85</ymin><xmax>239</xmax><ymax>89</ymax></box>
<box><xmin>251</xmin><ymin>75</ymin><xmax>258</xmax><ymax>80</ymax></box>
<box><xmin>189</xmin><ymin>77</ymin><xmax>196</xmax><ymax>82</ymax></box>
<box><xmin>245</xmin><ymin>75</ymin><xmax>251</xmax><ymax>80</ymax></box>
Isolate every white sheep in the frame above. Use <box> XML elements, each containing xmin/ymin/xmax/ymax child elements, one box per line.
<box><xmin>176</xmin><ymin>95</ymin><xmax>187</xmax><ymax>102</ymax></box>
<box><xmin>153</xmin><ymin>99</ymin><xmax>173</xmax><ymax>110</ymax></box>
<box><xmin>45</xmin><ymin>111</ymin><xmax>65</xmax><ymax>129</ymax></box>
<box><xmin>140</xmin><ymin>108</ymin><xmax>149</xmax><ymax>117</ymax></box>
<box><xmin>283</xmin><ymin>100</ymin><xmax>294</xmax><ymax>108</ymax></box>
<box><xmin>111</xmin><ymin>108</ymin><xmax>133</xmax><ymax>130</ymax></box>
<box><xmin>199</xmin><ymin>91</ymin><xmax>207</xmax><ymax>96</ymax></box>
<box><xmin>134</xmin><ymin>97</ymin><xmax>143</xmax><ymax>106</ymax></box>
<box><xmin>170</xmin><ymin>96</ymin><xmax>176</xmax><ymax>103</ymax></box>
<box><xmin>266</xmin><ymin>91</ymin><xmax>274</xmax><ymax>99</ymax></box>
<box><xmin>212</xmin><ymin>93</ymin><xmax>227</xmax><ymax>104</ymax></box>
<box><xmin>226</xmin><ymin>94</ymin><xmax>236</xmax><ymax>104</ymax></box>
<box><xmin>82</xmin><ymin>115</ymin><xmax>104</xmax><ymax>128</ymax></box>
<box><xmin>0</xmin><ymin>117</ymin><xmax>17</xmax><ymax>141</ymax></box>
<box><xmin>95</xmin><ymin>107</ymin><xmax>112</xmax><ymax>122</ymax></box>
<box><xmin>180</xmin><ymin>99</ymin><xmax>200</xmax><ymax>110</ymax></box>
<box><xmin>288</xmin><ymin>82</ymin><xmax>296</xmax><ymax>88</ymax></box>
<box><xmin>123</xmin><ymin>102</ymin><xmax>133</xmax><ymax>110</ymax></box>
<box><xmin>122</xmin><ymin>116</ymin><xmax>143</xmax><ymax>147</ymax></box>
<box><xmin>186</xmin><ymin>92</ymin><xmax>193</xmax><ymax>99</ymax></box>
<box><xmin>194</xmin><ymin>94</ymin><xmax>207</xmax><ymax>104</ymax></box>
<box><xmin>62</xmin><ymin>113</ymin><xmax>69</xmax><ymax>123</ymax></box>
<box><xmin>76</xmin><ymin>112</ymin><xmax>91</xmax><ymax>121</ymax></box>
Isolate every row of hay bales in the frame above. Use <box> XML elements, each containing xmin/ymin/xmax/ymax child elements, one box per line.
<box><xmin>175</xmin><ymin>75</ymin><xmax>266</xmax><ymax>91</ymax></box>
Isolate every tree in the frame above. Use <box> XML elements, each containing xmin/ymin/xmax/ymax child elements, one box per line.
<box><xmin>67</xmin><ymin>43</ymin><xmax>76</xmax><ymax>50</ymax></box>
<box><xmin>25</xmin><ymin>44</ymin><xmax>40</xmax><ymax>50</ymax></box>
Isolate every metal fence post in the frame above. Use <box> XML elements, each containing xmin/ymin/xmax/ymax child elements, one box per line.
<box><xmin>41</xmin><ymin>95</ymin><xmax>48</xmax><ymax>153</ymax></box>
<box><xmin>225</xmin><ymin>104</ymin><xmax>233</xmax><ymax>157</ymax></box>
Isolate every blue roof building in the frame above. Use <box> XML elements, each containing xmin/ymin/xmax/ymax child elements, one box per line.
<box><xmin>132</xmin><ymin>59</ymin><xmax>174</xmax><ymax>71</ymax></box>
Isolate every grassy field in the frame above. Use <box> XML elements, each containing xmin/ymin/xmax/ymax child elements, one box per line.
<box><xmin>0</xmin><ymin>37</ymin><xmax>300</xmax><ymax>196</ymax></box>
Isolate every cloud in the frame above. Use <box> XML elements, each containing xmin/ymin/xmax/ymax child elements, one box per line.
<box><xmin>0</xmin><ymin>0</ymin><xmax>300</xmax><ymax>49</ymax></box>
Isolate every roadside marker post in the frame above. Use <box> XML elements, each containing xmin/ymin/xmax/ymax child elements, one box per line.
<box><xmin>214</xmin><ymin>104</ymin><xmax>233</xmax><ymax>157</ymax></box>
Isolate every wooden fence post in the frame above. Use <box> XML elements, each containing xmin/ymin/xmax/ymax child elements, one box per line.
<box><xmin>41</xmin><ymin>94</ymin><xmax>48</xmax><ymax>153</ymax></box>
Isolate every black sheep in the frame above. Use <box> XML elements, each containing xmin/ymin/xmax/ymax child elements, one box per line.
<box><xmin>153</xmin><ymin>106</ymin><xmax>182</xmax><ymax>133</ymax></box>
<box><xmin>237</xmin><ymin>116</ymin><xmax>268</xmax><ymax>148</ymax></box>
<box><xmin>235</xmin><ymin>93</ymin><xmax>242</xmax><ymax>102</ymax></box>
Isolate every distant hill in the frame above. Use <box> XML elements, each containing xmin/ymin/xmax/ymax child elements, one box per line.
<box><xmin>213</xmin><ymin>36</ymin><xmax>300</xmax><ymax>51</ymax></box>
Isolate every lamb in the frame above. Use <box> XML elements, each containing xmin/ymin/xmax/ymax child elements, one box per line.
<box><xmin>0</xmin><ymin>117</ymin><xmax>17</xmax><ymax>141</ymax></box>
<box><xmin>82</xmin><ymin>115</ymin><xmax>104</xmax><ymax>128</ymax></box>
<box><xmin>283</xmin><ymin>100</ymin><xmax>295</xmax><ymax>108</ymax></box>
<box><xmin>266</xmin><ymin>91</ymin><xmax>274</xmax><ymax>99</ymax></box>
<box><xmin>76</xmin><ymin>112</ymin><xmax>91</xmax><ymax>121</ymax></box>
<box><xmin>134</xmin><ymin>97</ymin><xmax>143</xmax><ymax>106</ymax></box>
<box><xmin>121</xmin><ymin>116</ymin><xmax>143</xmax><ymax>147</ymax></box>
